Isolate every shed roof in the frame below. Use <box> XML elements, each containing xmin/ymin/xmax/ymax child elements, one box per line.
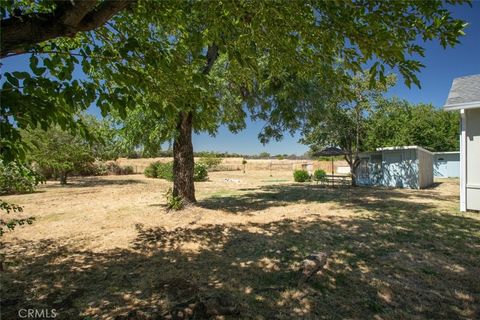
<box><xmin>433</xmin><ymin>151</ymin><xmax>460</xmax><ymax>155</ymax></box>
<box><xmin>376</xmin><ymin>146</ymin><xmax>434</xmax><ymax>155</ymax></box>
<box><xmin>444</xmin><ymin>74</ymin><xmax>480</xmax><ymax>110</ymax></box>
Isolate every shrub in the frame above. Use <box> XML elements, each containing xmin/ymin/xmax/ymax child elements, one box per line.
<box><xmin>313</xmin><ymin>169</ymin><xmax>327</xmax><ymax>182</ymax></box>
<box><xmin>198</xmin><ymin>154</ymin><xmax>222</xmax><ymax>170</ymax></box>
<box><xmin>144</xmin><ymin>161</ymin><xmax>173</xmax><ymax>180</ymax></box>
<box><xmin>144</xmin><ymin>161</ymin><xmax>208</xmax><ymax>181</ymax></box>
<box><xmin>77</xmin><ymin>162</ymin><xmax>109</xmax><ymax>176</ymax></box>
<box><xmin>106</xmin><ymin>162</ymin><xmax>134</xmax><ymax>175</ymax></box>
<box><xmin>144</xmin><ymin>161</ymin><xmax>160</xmax><ymax>178</ymax></box>
<box><xmin>165</xmin><ymin>188</ymin><xmax>183</xmax><ymax>210</ymax></box>
<box><xmin>193</xmin><ymin>163</ymin><xmax>209</xmax><ymax>181</ymax></box>
<box><xmin>156</xmin><ymin>162</ymin><xmax>174</xmax><ymax>181</ymax></box>
<box><xmin>122</xmin><ymin>165</ymin><xmax>134</xmax><ymax>175</ymax></box>
<box><xmin>0</xmin><ymin>161</ymin><xmax>44</xmax><ymax>195</ymax></box>
<box><xmin>94</xmin><ymin>162</ymin><xmax>109</xmax><ymax>176</ymax></box>
<box><xmin>293</xmin><ymin>169</ymin><xmax>310</xmax><ymax>182</ymax></box>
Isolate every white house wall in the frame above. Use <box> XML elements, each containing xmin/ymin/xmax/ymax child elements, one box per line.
<box><xmin>466</xmin><ymin>108</ymin><xmax>480</xmax><ymax>210</ymax></box>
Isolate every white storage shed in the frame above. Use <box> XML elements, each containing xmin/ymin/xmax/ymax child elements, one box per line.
<box><xmin>357</xmin><ymin>146</ymin><xmax>434</xmax><ymax>189</ymax></box>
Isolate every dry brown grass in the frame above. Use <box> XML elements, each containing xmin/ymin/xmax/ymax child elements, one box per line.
<box><xmin>1</xmin><ymin>172</ymin><xmax>479</xmax><ymax>319</ymax></box>
<box><xmin>114</xmin><ymin>158</ymin><xmax>348</xmax><ymax>173</ymax></box>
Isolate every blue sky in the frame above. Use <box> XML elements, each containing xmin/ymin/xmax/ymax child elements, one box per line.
<box><xmin>2</xmin><ymin>4</ymin><xmax>479</xmax><ymax>156</ymax></box>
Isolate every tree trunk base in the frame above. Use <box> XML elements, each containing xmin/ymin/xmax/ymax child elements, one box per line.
<box><xmin>173</xmin><ymin>112</ymin><xmax>196</xmax><ymax>204</ymax></box>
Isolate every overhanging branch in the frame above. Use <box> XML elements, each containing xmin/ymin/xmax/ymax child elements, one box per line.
<box><xmin>0</xmin><ymin>0</ymin><xmax>131</xmax><ymax>58</ymax></box>
<box><xmin>202</xmin><ymin>44</ymin><xmax>219</xmax><ymax>75</ymax></box>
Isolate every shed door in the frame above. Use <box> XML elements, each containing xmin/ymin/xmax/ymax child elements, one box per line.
<box><xmin>383</xmin><ymin>153</ymin><xmax>403</xmax><ymax>188</ymax></box>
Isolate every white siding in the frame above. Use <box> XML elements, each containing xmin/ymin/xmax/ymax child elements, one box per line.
<box><xmin>417</xmin><ymin>148</ymin><xmax>434</xmax><ymax>189</ymax></box>
<box><xmin>466</xmin><ymin>108</ymin><xmax>480</xmax><ymax>210</ymax></box>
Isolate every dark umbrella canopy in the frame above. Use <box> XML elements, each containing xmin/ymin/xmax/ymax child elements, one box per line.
<box><xmin>312</xmin><ymin>147</ymin><xmax>349</xmax><ymax>182</ymax></box>
<box><xmin>312</xmin><ymin>147</ymin><xmax>348</xmax><ymax>157</ymax></box>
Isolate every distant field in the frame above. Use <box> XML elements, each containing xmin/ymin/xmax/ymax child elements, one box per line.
<box><xmin>1</xmin><ymin>172</ymin><xmax>479</xmax><ymax>319</ymax></box>
<box><xmin>114</xmin><ymin>157</ymin><xmax>349</xmax><ymax>174</ymax></box>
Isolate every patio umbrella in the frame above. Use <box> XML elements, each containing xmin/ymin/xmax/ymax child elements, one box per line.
<box><xmin>312</xmin><ymin>147</ymin><xmax>349</xmax><ymax>186</ymax></box>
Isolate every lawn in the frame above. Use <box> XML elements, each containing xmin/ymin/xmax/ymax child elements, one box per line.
<box><xmin>1</xmin><ymin>171</ymin><xmax>479</xmax><ymax>319</ymax></box>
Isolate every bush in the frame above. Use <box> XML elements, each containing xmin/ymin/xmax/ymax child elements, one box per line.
<box><xmin>0</xmin><ymin>161</ymin><xmax>44</xmax><ymax>195</ymax></box>
<box><xmin>77</xmin><ymin>162</ymin><xmax>109</xmax><ymax>176</ymax></box>
<box><xmin>94</xmin><ymin>162</ymin><xmax>109</xmax><ymax>176</ymax></box>
<box><xmin>198</xmin><ymin>154</ymin><xmax>222</xmax><ymax>170</ymax></box>
<box><xmin>144</xmin><ymin>161</ymin><xmax>160</xmax><ymax>178</ymax></box>
<box><xmin>293</xmin><ymin>169</ymin><xmax>310</xmax><ymax>182</ymax></box>
<box><xmin>156</xmin><ymin>162</ymin><xmax>174</xmax><ymax>181</ymax></box>
<box><xmin>165</xmin><ymin>188</ymin><xmax>183</xmax><ymax>210</ymax></box>
<box><xmin>193</xmin><ymin>163</ymin><xmax>208</xmax><ymax>181</ymax></box>
<box><xmin>144</xmin><ymin>161</ymin><xmax>208</xmax><ymax>181</ymax></box>
<box><xmin>125</xmin><ymin>166</ymin><xmax>134</xmax><ymax>174</ymax></box>
<box><xmin>313</xmin><ymin>169</ymin><xmax>327</xmax><ymax>182</ymax></box>
<box><xmin>106</xmin><ymin>162</ymin><xmax>134</xmax><ymax>175</ymax></box>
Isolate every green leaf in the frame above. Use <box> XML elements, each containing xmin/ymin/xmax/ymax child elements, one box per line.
<box><xmin>5</xmin><ymin>73</ymin><xmax>19</xmax><ymax>86</ymax></box>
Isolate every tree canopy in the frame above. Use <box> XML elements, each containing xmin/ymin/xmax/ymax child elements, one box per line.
<box><xmin>301</xmin><ymin>71</ymin><xmax>396</xmax><ymax>185</ymax></box>
<box><xmin>1</xmin><ymin>0</ymin><xmax>469</xmax><ymax>162</ymax></box>
<box><xmin>23</xmin><ymin>126</ymin><xmax>95</xmax><ymax>184</ymax></box>
<box><xmin>365</xmin><ymin>98</ymin><xmax>460</xmax><ymax>152</ymax></box>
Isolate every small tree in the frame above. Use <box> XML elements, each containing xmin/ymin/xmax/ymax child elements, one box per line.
<box><xmin>242</xmin><ymin>159</ymin><xmax>247</xmax><ymax>174</ymax></box>
<box><xmin>24</xmin><ymin>127</ymin><xmax>94</xmax><ymax>184</ymax></box>
<box><xmin>302</xmin><ymin>72</ymin><xmax>396</xmax><ymax>186</ymax></box>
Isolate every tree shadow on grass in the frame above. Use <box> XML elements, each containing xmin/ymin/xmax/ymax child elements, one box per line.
<box><xmin>43</xmin><ymin>177</ymin><xmax>146</xmax><ymax>189</ymax></box>
<box><xmin>198</xmin><ymin>183</ymin><xmax>458</xmax><ymax>214</ymax></box>
<box><xmin>1</xmin><ymin>194</ymin><xmax>479</xmax><ymax>319</ymax></box>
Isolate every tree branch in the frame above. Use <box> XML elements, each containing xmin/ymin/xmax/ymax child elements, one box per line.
<box><xmin>1</xmin><ymin>0</ymin><xmax>131</xmax><ymax>58</ymax></box>
<box><xmin>1</xmin><ymin>50</ymin><xmax>112</xmax><ymax>61</ymax></box>
<box><xmin>202</xmin><ymin>44</ymin><xmax>219</xmax><ymax>75</ymax></box>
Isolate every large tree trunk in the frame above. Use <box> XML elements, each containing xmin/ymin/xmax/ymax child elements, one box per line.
<box><xmin>173</xmin><ymin>112</ymin><xmax>196</xmax><ymax>204</ymax></box>
<box><xmin>169</xmin><ymin>45</ymin><xmax>217</xmax><ymax>205</ymax></box>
